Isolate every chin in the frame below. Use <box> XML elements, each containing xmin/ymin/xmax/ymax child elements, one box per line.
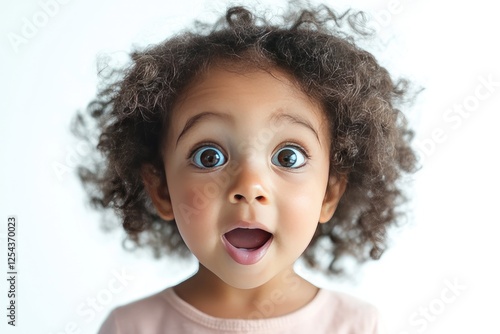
<box><xmin>216</xmin><ymin>268</ymin><xmax>273</xmax><ymax>290</ymax></box>
<box><xmin>224</xmin><ymin>278</ymin><xmax>268</xmax><ymax>290</ymax></box>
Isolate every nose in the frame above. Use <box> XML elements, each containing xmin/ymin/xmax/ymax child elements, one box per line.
<box><xmin>228</xmin><ymin>161</ymin><xmax>270</xmax><ymax>205</ymax></box>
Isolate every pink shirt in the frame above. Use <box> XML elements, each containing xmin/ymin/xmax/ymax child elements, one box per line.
<box><xmin>98</xmin><ymin>287</ymin><xmax>382</xmax><ymax>333</ymax></box>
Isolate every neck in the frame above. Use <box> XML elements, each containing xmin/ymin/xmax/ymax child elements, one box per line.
<box><xmin>173</xmin><ymin>263</ymin><xmax>319</xmax><ymax>319</ymax></box>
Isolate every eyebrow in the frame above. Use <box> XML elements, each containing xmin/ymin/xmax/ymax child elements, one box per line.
<box><xmin>175</xmin><ymin>110</ymin><xmax>321</xmax><ymax>147</ymax></box>
<box><xmin>176</xmin><ymin>111</ymin><xmax>232</xmax><ymax>147</ymax></box>
<box><xmin>269</xmin><ymin>111</ymin><xmax>321</xmax><ymax>144</ymax></box>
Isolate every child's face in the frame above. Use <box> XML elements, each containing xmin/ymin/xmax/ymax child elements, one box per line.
<box><xmin>144</xmin><ymin>65</ymin><xmax>345</xmax><ymax>289</ymax></box>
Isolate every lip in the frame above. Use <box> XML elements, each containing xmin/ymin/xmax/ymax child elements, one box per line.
<box><xmin>222</xmin><ymin>220</ymin><xmax>272</xmax><ymax>235</ymax></box>
<box><xmin>221</xmin><ymin>220</ymin><xmax>273</xmax><ymax>265</ymax></box>
<box><xmin>221</xmin><ymin>233</ymin><xmax>273</xmax><ymax>265</ymax></box>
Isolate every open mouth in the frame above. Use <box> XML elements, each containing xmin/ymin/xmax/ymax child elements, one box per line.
<box><xmin>224</xmin><ymin>228</ymin><xmax>273</xmax><ymax>250</ymax></box>
<box><xmin>222</xmin><ymin>228</ymin><xmax>273</xmax><ymax>265</ymax></box>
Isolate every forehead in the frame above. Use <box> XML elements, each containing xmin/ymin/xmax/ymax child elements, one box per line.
<box><xmin>170</xmin><ymin>65</ymin><xmax>325</xmax><ymax>123</ymax></box>
<box><xmin>161</xmin><ymin>64</ymin><xmax>332</xmax><ymax>155</ymax></box>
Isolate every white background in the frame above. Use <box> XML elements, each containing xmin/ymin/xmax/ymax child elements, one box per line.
<box><xmin>1</xmin><ymin>0</ymin><xmax>499</xmax><ymax>333</ymax></box>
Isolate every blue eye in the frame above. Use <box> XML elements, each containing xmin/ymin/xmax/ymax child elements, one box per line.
<box><xmin>271</xmin><ymin>146</ymin><xmax>306</xmax><ymax>168</ymax></box>
<box><xmin>191</xmin><ymin>146</ymin><xmax>227</xmax><ymax>169</ymax></box>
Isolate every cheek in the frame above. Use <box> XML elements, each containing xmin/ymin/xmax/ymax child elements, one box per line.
<box><xmin>278</xmin><ymin>185</ymin><xmax>324</xmax><ymax>231</ymax></box>
<box><xmin>172</xmin><ymin>183</ymin><xmax>215</xmax><ymax>224</ymax></box>
<box><xmin>169</xmin><ymin>178</ymin><xmax>220</xmax><ymax>245</ymax></box>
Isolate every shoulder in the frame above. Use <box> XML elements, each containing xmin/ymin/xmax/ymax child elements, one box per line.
<box><xmin>322</xmin><ymin>289</ymin><xmax>379</xmax><ymax>317</ymax></box>
<box><xmin>316</xmin><ymin>289</ymin><xmax>382</xmax><ymax>333</ymax></box>
<box><xmin>97</xmin><ymin>287</ymin><xmax>178</xmax><ymax>334</ymax></box>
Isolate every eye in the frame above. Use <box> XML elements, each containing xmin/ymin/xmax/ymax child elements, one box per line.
<box><xmin>271</xmin><ymin>146</ymin><xmax>307</xmax><ymax>168</ymax></box>
<box><xmin>191</xmin><ymin>146</ymin><xmax>227</xmax><ymax>169</ymax></box>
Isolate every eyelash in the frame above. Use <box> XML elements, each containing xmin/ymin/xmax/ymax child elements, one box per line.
<box><xmin>187</xmin><ymin>141</ymin><xmax>226</xmax><ymax>160</ymax></box>
<box><xmin>276</xmin><ymin>141</ymin><xmax>311</xmax><ymax>160</ymax></box>
<box><xmin>273</xmin><ymin>142</ymin><xmax>311</xmax><ymax>169</ymax></box>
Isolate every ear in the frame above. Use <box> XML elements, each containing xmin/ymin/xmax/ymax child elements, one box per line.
<box><xmin>319</xmin><ymin>174</ymin><xmax>347</xmax><ymax>223</ymax></box>
<box><xmin>141</xmin><ymin>163</ymin><xmax>174</xmax><ymax>221</ymax></box>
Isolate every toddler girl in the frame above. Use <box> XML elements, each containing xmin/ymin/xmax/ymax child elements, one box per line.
<box><xmin>73</xmin><ymin>2</ymin><xmax>417</xmax><ymax>333</ymax></box>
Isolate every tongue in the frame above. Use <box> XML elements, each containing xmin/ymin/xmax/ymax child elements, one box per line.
<box><xmin>224</xmin><ymin>228</ymin><xmax>271</xmax><ymax>249</ymax></box>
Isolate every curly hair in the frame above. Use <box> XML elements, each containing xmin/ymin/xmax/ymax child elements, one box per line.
<box><xmin>72</xmin><ymin>2</ymin><xmax>418</xmax><ymax>276</ymax></box>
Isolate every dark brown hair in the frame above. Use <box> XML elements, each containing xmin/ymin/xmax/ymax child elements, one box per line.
<box><xmin>72</xmin><ymin>2</ymin><xmax>418</xmax><ymax>276</ymax></box>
